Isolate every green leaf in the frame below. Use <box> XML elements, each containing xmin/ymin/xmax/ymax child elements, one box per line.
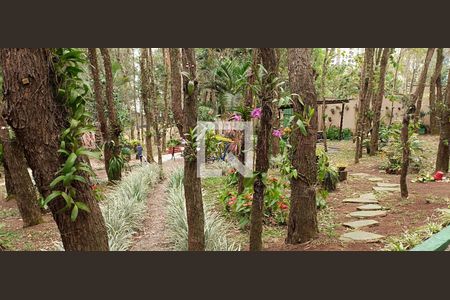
<box><xmin>44</xmin><ymin>191</ymin><xmax>62</xmax><ymax>206</ymax></box>
<box><xmin>61</xmin><ymin>192</ymin><xmax>73</xmax><ymax>206</ymax></box>
<box><xmin>62</xmin><ymin>153</ymin><xmax>77</xmax><ymax>174</ymax></box>
<box><xmin>71</xmin><ymin>205</ymin><xmax>79</xmax><ymax>221</ymax></box>
<box><xmin>75</xmin><ymin>148</ymin><xmax>100</xmax><ymax>159</ymax></box>
<box><xmin>73</xmin><ymin>175</ymin><xmax>87</xmax><ymax>184</ymax></box>
<box><xmin>50</xmin><ymin>175</ymin><xmax>65</xmax><ymax>189</ymax></box>
<box><xmin>57</xmin><ymin>149</ymin><xmax>70</xmax><ymax>156</ymax></box>
<box><xmin>75</xmin><ymin>202</ymin><xmax>91</xmax><ymax>213</ymax></box>
<box><xmin>297</xmin><ymin>119</ymin><xmax>307</xmax><ymax>136</ymax></box>
<box><xmin>63</xmin><ymin>174</ymin><xmax>75</xmax><ymax>187</ymax></box>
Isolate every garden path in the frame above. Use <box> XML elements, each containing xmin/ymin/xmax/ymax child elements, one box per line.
<box><xmin>130</xmin><ymin>158</ymin><xmax>182</xmax><ymax>251</ymax></box>
<box><xmin>339</xmin><ymin>172</ymin><xmax>400</xmax><ymax>243</ymax></box>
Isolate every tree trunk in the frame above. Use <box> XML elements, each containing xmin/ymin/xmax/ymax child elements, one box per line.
<box><xmin>370</xmin><ymin>48</ymin><xmax>391</xmax><ymax>154</ymax></box>
<box><xmin>436</xmin><ymin>69</ymin><xmax>450</xmax><ymax>173</ymax></box>
<box><xmin>169</xmin><ymin>48</ymin><xmax>184</xmax><ymax>136</ymax></box>
<box><xmin>87</xmin><ymin>48</ymin><xmax>113</xmax><ymax>180</ymax></box>
<box><xmin>100</xmin><ymin>48</ymin><xmax>122</xmax><ymax>180</ymax></box>
<box><xmin>238</xmin><ymin>48</ymin><xmax>260</xmax><ymax>195</ymax></box>
<box><xmin>181</xmin><ymin>48</ymin><xmax>205</xmax><ymax>251</ymax></box>
<box><xmin>161</xmin><ymin>48</ymin><xmax>170</xmax><ymax>152</ymax></box>
<box><xmin>413</xmin><ymin>48</ymin><xmax>435</xmax><ymax>125</ymax></box>
<box><xmin>400</xmin><ymin>101</ymin><xmax>412</xmax><ymax>199</ymax></box>
<box><xmin>1</xmin><ymin>48</ymin><xmax>109</xmax><ymax>251</ymax></box>
<box><xmin>3</xmin><ymin>161</ymin><xmax>16</xmax><ymax>197</ymax></box>
<box><xmin>430</xmin><ymin>48</ymin><xmax>444</xmax><ymax>135</ymax></box>
<box><xmin>0</xmin><ymin>116</ymin><xmax>42</xmax><ymax>227</ymax></box>
<box><xmin>286</xmin><ymin>48</ymin><xmax>319</xmax><ymax>244</ymax></box>
<box><xmin>389</xmin><ymin>49</ymin><xmax>403</xmax><ymax>126</ymax></box>
<box><xmin>320</xmin><ymin>48</ymin><xmax>331</xmax><ymax>152</ymax></box>
<box><xmin>139</xmin><ymin>48</ymin><xmax>156</xmax><ymax>164</ymax></box>
<box><xmin>249</xmin><ymin>48</ymin><xmax>275</xmax><ymax>251</ymax></box>
<box><xmin>355</xmin><ymin>48</ymin><xmax>375</xmax><ymax>163</ymax></box>
<box><xmin>148</xmin><ymin>49</ymin><xmax>163</xmax><ymax>169</ymax></box>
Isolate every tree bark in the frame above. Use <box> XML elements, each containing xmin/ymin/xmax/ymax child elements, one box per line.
<box><xmin>400</xmin><ymin>99</ymin><xmax>412</xmax><ymax>199</ymax></box>
<box><xmin>3</xmin><ymin>160</ymin><xmax>16</xmax><ymax>197</ymax></box>
<box><xmin>369</xmin><ymin>48</ymin><xmax>391</xmax><ymax>154</ymax></box>
<box><xmin>148</xmin><ymin>49</ymin><xmax>163</xmax><ymax>169</ymax></box>
<box><xmin>389</xmin><ymin>49</ymin><xmax>403</xmax><ymax>126</ymax></box>
<box><xmin>0</xmin><ymin>116</ymin><xmax>42</xmax><ymax>227</ymax></box>
<box><xmin>413</xmin><ymin>48</ymin><xmax>435</xmax><ymax>125</ymax></box>
<box><xmin>181</xmin><ymin>48</ymin><xmax>205</xmax><ymax>251</ymax></box>
<box><xmin>436</xmin><ymin>69</ymin><xmax>450</xmax><ymax>173</ymax></box>
<box><xmin>169</xmin><ymin>48</ymin><xmax>184</xmax><ymax>136</ymax></box>
<box><xmin>429</xmin><ymin>48</ymin><xmax>444</xmax><ymax>135</ymax></box>
<box><xmin>320</xmin><ymin>48</ymin><xmax>331</xmax><ymax>152</ymax></box>
<box><xmin>100</xmin><ymin>48</ymin><xmax>122</xmax><ymax>180</ymax></box>
<box><xmin>1</xmin><ymin>48</ymin><xmax>109</xmax><ymax>250</ymax></box>
<box><xmin>286</xmin><ymin>48</ymin><xmax>319</xmax><ymax>244</ymax></box>
<box><xmin>249</xmin><ymin>48</ymin><xmax>275</xmax><ymax>251</ymax></box>
<box><xmin>139</xmin><ymin>48</ymin><xmax>156</xmax><ymax>164</ymax></box>
<box><xmin>238</xmin><ymin>48</ymin><xmax>260</xmax><ymax>195</ymax></box>
<box><xmin>161</xmin><ymin>48</ymin><xmax>170</xmax><ymax>151</ymax></box>
<box><xmin>355</xmin><ymin>48</ymin><xmax>374</xmax><ymax>163</ymax></box>
<box><xmin>87</xmin><ymin>48</ymin><xmax>112</xmax><ymax>179</ymax></box>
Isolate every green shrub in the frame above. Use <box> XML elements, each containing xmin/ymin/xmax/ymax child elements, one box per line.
<box><xmin>326</xmin><ymin>126</ymin><xmax>352</xmax><ymax>140</ymax></box>
<box><xmin>317</xmin><ymin>149</ymin><xmax>339</xmax><ymax>192</ymax></box>
<box><xmin>381</xmin><ymin>124</ymin><xmax>423</xmax><ymax>174</ymax></box>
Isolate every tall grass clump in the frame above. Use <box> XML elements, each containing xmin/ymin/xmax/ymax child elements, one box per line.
<box><xmin>101</xmin><ymin>164</ymin><xmax>160</xmax><ymax>251</ymax></box>
<box><xmin>166</xmin><ymin>169</ymin><xmax>239</xmax><ymax>251</ymax></box>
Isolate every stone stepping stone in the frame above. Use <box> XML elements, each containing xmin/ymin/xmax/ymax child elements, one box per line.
<box><xmin>350</xmin><ymin>173</ymin><xmax>371</xmax><ymax>177</ymax></box>
<box><xmin>437</xmin><ymin>208</ymin><xmax>450</xmax><ymax>214</ymax></box>
<box><xmin>376</xmin><ymin>182</ymin><xmax>400</xmax><ymax>187</ymax></box>
<box><xmin>349</xmin><ymin>210</ymin><xmax>387</xmax><ymax>218</ymax></box>
<box><xmin>342</xmin><ymin>220</ymin><xmax>379</xmax><ymax>229</ymax></box>
<box><xmin>340</xmin><ymin>231</ymin><xmax>384</xmax><ymax>242</ymax></box>
<box><xmin>373</xmin><ymin>186</ymin><xmax>400</xmax><ymax>192</ymax></box>
<box><xmin>360</xmin><ymin>193</ymin><xmax>377</xmax><ymax>200</ymax></box>
<box><xmin>343</xmin><ymin>198</ymin><xmax>379</xmax><ymax>204</ymax></box>
<box><xmin>368</xmin><ymin>177</ymin><xmax>384</xmax><ymax>182</ymax></box>
<box><xmin>357</xmin><ymin>204</ymin><xmax>383</xmax><ymax>211</ymax></box>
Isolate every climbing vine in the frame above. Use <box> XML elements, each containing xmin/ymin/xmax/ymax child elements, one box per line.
<box><xmin>44</xmin><ymin>48</ymin><xmax>99</xmax><ymax>221</ymax></box>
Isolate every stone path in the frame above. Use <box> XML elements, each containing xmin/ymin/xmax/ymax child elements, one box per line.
<box><xmin>339</xmin><ymin>174</ymin><xmax>401</xmax><ymax>243</ymax></box>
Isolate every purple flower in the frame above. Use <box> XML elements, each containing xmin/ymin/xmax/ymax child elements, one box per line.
<box><xmin>232</xmin><ymin>114</ymin><xmax>242</xmax><ymax>121</ymax></box>
<box><xmin>272</xmin><ymin>129</ymin><xmax>282</xmax><ymax>138</ymax></box>
<box><xmin>251</xmin><ymin>107</ymin><xmax>262</xmax><ymax>119</ymax></box>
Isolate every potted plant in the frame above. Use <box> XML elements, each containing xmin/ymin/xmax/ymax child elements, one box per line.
<box><xmin>338</xmin><ymin>165</ymin><xmax>348</xmax><ymax>181</ymax></box>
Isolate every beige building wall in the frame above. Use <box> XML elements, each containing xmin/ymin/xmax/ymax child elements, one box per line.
<box><xmin>317</xmin><ymin>87</ymin><xmax>431</xmax><ymax>132</ymax></box>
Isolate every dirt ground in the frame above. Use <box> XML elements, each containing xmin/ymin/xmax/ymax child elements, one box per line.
<box><xmin>1</xmin><ymin>135</ymin><xmax>449</xmax><ymax>251</ymax></box>
<box><xmin>0</xmin><ymin>157</ymin><xmax>172</xmax><ymax>251</ymax></box>
<box><xmin>130</xmin><ymin>159</ymin><xmax>182</xmax><ymax>251</ymax></box>
<box><xmin>264</xmin><ymin>135</ymin><xmax>450</xmax><ymax>251</ymax></box>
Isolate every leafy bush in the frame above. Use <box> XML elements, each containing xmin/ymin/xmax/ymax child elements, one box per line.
<box><xmin>220</xmin><ymin>170</ymin><xmax>290</xmax><ymax>228</ymax></box>
<box><xmin>101</xmin><ymin>164</ymin><xmax>160</xmax><ymax>251</ymax></box>
<box><xmin>166</xmin><ymin>169</ymin><xmax>239</xmax><ymax>251</ymax></box>
<box><xmin>317</xmin><ymin>149</ymin><xmax>339</xmax><ymax>192</ymax></box>
<box><xmin>381</xmin><ymin>124</ymin><xmax>423</xmax><ymax>174</ymax></box>
<box><xmin>326</xmin><ymin>126</ymin><xmax>352</xmax><ymax>140</ymax></box>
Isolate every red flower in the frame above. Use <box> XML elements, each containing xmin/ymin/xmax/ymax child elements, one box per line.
<box><xmin>278</xmin><ymin>202</ymin><xmax>288</xmax><ymax>210</ymax></box>
<box><xmin>91</xmin><ymin>185</ymin><xmax>97</xmax><ymax>191</ymax></box>
<box><xmin>228</xmin><ymin>196</ymin><xmax>237</xmax><ymax>206</ymax></box>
